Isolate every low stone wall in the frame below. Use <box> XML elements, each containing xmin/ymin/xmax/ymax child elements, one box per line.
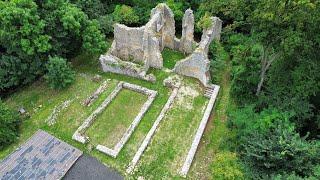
<box><xmin>126</xmin><ymin>86</ymin><xmax>179</xmax><ymax>173</ymax></box>
<box><xmin>83</xmin><ymin>80</ymin><xmax>110</xmax><ymax>106</ymax></box>
<box><xmin>99</xmin><ymin>54</ymin><xmax>156</xmax><ymax>82</ymax></box>
<box><xmin>72</xmin><ymin>81</ymin><xmax>157</xmax><ymax>158</ymax></box>
<box><xmin>179</xmin><ymin>84</ymin><xmax>220</xmax><ymax>177</ymax></box>
<box><xmin>46</xmin><ymin>99</ymin><xmax>74</xmax><ymax>126</ymax></box>
<box><xmin>72</xmin><ymin>82</ymin><xmax>123</xmax><ymax>144</ymax></box>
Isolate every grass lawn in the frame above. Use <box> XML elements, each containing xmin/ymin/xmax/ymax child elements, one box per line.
<box><xmin>1</xmin><ymin>48</ymin><xmax>214</xmax><ymax>179</ymax></box>
<box><xmin>133</xmin><ymin>80</ymin><xmax>208</xmax><ymax>179</ymax></box>
<box><xmin>187</xmin><ymin>57</ymin><xmax>243</xmax><ymax>179</ymax></box>
<box><xmin>162</xmin><ymin>48</ymin><xmax>186</xmax><ymax>69</ymax></box>
<box><xmin>86</xmin><ymin>89</ymin><xmax>148</xmax><ymax>147</ymax></box>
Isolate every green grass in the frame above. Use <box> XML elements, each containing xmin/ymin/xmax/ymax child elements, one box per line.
<box><xmin>162</xmin><ymin>48</ymin><xmax>186</xmax><ymax>69</ymax></box>
<box><xmin>1</xmin><ymin>50</ymin><xmax>212</xmax><ymax>179</ymax></box>
<box><xmin>186</xmin><ymin>56</ymin><xmax>243</xmax><ymax>179</ymax></box>
<box><xmin>86</xmin><ymin>89</ymin><xmax>148</xmax><ymax>147</ymax></box>
<box><xmin>133</xmin><ymin>82</ymin><xmax>208</xmax><ymax>179</ymax></box>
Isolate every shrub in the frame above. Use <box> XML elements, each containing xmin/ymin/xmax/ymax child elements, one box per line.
<box><xmin>209</xmin><ymin>40</ymin><xmax>228</xmax><ymax>83</ymax></box>
<box><xmin>98</xmin><ymin>14</ymin><xmax>114</xmax><ymax>35</ymax></box>
<box><xmin>229</xmin><ymin>107</ymin><xmax>320</xmax><ymax>177</ymax></box>
<box><xmin>197</xmin><ymin>13</ymin><xmax>212</xmax><ymax>30</ymax></box>
<box><xmin>211</xmin><ymin>151</ymin><xmax>244</xmax><ymax>180</ymax></box>
<box><xmin>112</xmin><ymin>5</ymin><xmax>139</xmax><ymax>25</ymax></box>
<box><xmin>0</xmin><ymin>100</ymin><xmax>20</xmax><ymax>150</ymax></box>
<box><xmin>166</xmin><ymin>0</ymin><xmax>184</xmax><ymax>22</ymax></box>
<box><xmin>229</xmin><ymin>34</ymin><xmax>261</xmax><ymax>105</ymax></box>
<box><xmin>45</xmin><ymin>57</ymin><xmax>75</xmax><ymax>89</ymax></box>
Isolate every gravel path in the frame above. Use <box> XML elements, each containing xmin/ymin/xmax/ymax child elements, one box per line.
<box><xmin>63</xmin><ymin>154</ymin><xmax>123</xmax><ymax>180</ymax></box>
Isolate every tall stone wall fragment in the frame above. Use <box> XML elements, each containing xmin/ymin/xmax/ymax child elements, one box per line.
<box><xmin>198</xmin><ymin>17</ymin><xmax>222</xmax><ymax>54</ymax></box>
<box><xmin>110</xmin><ymin>24</ymin><xmax>145</xmax><ymax>63</ymax></box>
<box><xmin>143</xmin><ymin>12</ymin><xmax>164</xmax><ymax>69</ymax></box>
<box><xmin>173</xmin><ymin>50</ymin><xmax>210</xmax><ymax>85</ymax></box>
<box><xmin>180</xmin><ymin>9</ymin><xmax>194</xmax><ymax>54</ymax></box>
<box><xmin>143</xmin><ymin>34</ymin><xmax>163</xmax><ymax>68</ymax></box>
<box><xmin>174</xmin><ymin>17</ymin><xmax>222</xmax><ymax>85</ymax></box>
<box><xmin>100</xmin><ymin>3</ymin><xmax>222</xmax><ymax>87</ymax></box>
<box><xmin>151</xmin><ymin>3</ymin><xmax>175</xmax><ymax>50</ymax></box>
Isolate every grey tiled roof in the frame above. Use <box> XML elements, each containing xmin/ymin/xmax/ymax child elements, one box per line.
<box><xmin>0</xmin><ymin>130</ymin><xmax>82</xmax><ymax>180</ymax></box>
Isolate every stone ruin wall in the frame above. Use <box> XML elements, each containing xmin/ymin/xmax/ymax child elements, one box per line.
<box><xmin>110</xmin><ymin>25</ymin><xmax>145</xmax><ymax>64</ymax></box>
<box><xmin>173</xmin><ymin>17</ymin><xmax>222</xmax><ymax>85</ymax></box>
<box><xmin>100</xmin><ymin>3</ymin><xmax>222</xmax><ymax>86</ymax></box>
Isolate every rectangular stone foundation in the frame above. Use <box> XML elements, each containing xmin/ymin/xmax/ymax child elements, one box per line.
<box><xmin>73</xmin><ymin>81</ymin><xmax>157</xmax><ymax>158</ymax></box>
<box><xmin>179</xmin><ymin>84</ymin><xmax>220</xmax><ymax>177</ymax></box>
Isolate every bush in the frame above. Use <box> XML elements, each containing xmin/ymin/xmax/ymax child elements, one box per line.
<box><xmin>209</xmin><ymin>40</ymin><xmax>228</xmax><ymax>83</ymax></box>
<box><xmin>98</xmin><ymin>15</ymin><xmax>114</xmax><ymax>35</ymax></box>
<box><xmin>166</xmin><ymin>0</ymin><xmax>184</xmax><ymax>22</ymax></box>
<box><xmin>211</xmin><ymin>151</ymin><xmax>244</xmax><ymax>180</ymax></box>
<box><xmin>45</xmin><ymin>57</ymin><xmax>75</xmax><ymax>89</ymax></box>
<box><xmin>229</xmin><ymin>34</ymin><xmax>261</xmax><ymax>105</ymax></box>
<box><xmin>229</xmin><ymin>107</ymin><xmax>320</xmax><ymax>177</ymax></box>
<box><xmin>112</xmin><ymin>5</ymin><xmax>139</xmax><ymax>25</ymax></box>
<box><xmin>0</xmin><ymin>100</ymin><xmax>20</xmax><ymax>150</ymax></box>
<box><xmin>197</xmin><ymin>13</ymin><xmax>212</xmax><ymax>30</ymax></box>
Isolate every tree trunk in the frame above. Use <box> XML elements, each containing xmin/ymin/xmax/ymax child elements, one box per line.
<box><xmin>256</xmin><ymin>46</ymin><xmax>277</xmax><ymax>96</ymax></box>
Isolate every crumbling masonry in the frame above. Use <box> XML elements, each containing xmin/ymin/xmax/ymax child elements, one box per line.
<box><xmin>99</xmin><ymin>3</ymin><xmax>222</xmax><ymax>86</ymax></box>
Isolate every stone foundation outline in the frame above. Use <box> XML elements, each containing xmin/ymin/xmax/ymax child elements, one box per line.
<box><xmin>126</xmin><ymin>86</ymin><xmax>179</xmax><ymax>173</ymax></box>
<box><xmin>179</xmin><ymin>84</ymin><xmax>220</xmax><ymax>177</ymax></box>
<box><xmin>72</xmin><ymin>82</ymin><xmax>157</xmax><ymax>158</ymax></box>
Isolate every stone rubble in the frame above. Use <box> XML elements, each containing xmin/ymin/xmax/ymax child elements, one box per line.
<box><xmin>163</xmin><ymin>74</ymin><xmax>183</xmax><ymax>89</ymax></box>
<box><xmin>46</xmin><ymin>99</ymin><xmax>74</xmax><ymax>126</ymax></box>
<box><xmin>83</xmin><ymin>80</ymin><xmax>110</xmax><ymax>106</ymax></box>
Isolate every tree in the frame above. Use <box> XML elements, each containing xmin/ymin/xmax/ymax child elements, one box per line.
<box><xmin>255</xmin><ymin>46</ymin><xmax>278</xmax><ymax>96</ymax></box>
<box><xmin>251</xmin><ymin>0</ymin><xmax>320</xmax><ymax>135</ymax></box>
<box><xmin>38</xmin><ymin>0</ymin><xmax>107</xmax><ymax>56</ymax></box>
<box><xmin>0</xmin><ymin>100</ymin><xmax>21</xmax><ymax>150</ymax></box>
<box><xmin>229</xmin><ymin>34</ymin><xmax>261</xmax><ymax>105</ymax></box>
<box><xmin>229</xmin><ymin>107</ymin><xmax>320</xmax><ymax>178</ymax></box>
<box><xmin>0</xmin><ymin>0</ymin><xmax>51</xmax><ymax>93</ymax></box>
<box><xmin>1</xmin><ymin>0</ymin><xmax>107</xmax><ymax>94</ymax></box>
<box><xmin>243</xmin><ymin>119</ymin><xmax>320</xmax><ymax>177</ymax></box>
<box><xmin>112</xmin><ymin>5</ymin><xmax>139</xmax><ymax>25</ymax></box>
<box><xmin>45</xmin><ymin>57</ymin><xmax>75</xmax><ymax>89</ymax></box>
<box><xmin>82</xmin><ymin>20</ymin><xmax>108</xmax><ymax>54</ymax></box>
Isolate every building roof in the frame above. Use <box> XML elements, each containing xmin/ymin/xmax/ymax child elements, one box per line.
<box><xmin>63</xmin><ymin>154</ymin><xmax>123</xmax><ymax>180</ymax></box>
<box><xmin>0</xmin><ymin>130</ymin><xmax>82</xmax><ymax>180</ymax></box>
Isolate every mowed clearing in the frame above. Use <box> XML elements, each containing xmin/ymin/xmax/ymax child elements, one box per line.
<box><xmin>2</xmin><ymin>52</ymin><xmax>212</xmax><ymax>179</ymax></box>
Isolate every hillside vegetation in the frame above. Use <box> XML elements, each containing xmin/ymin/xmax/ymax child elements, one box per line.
<box><xmin>1</xmin><ymin>0</ymin><xmax>319</xmax><ymax>179</ymax></box>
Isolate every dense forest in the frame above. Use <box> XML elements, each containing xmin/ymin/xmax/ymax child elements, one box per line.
<box><xmin>0</xmin><ymin>0</ymin><xmax>319</xmax><ymax>179</ymax></box>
